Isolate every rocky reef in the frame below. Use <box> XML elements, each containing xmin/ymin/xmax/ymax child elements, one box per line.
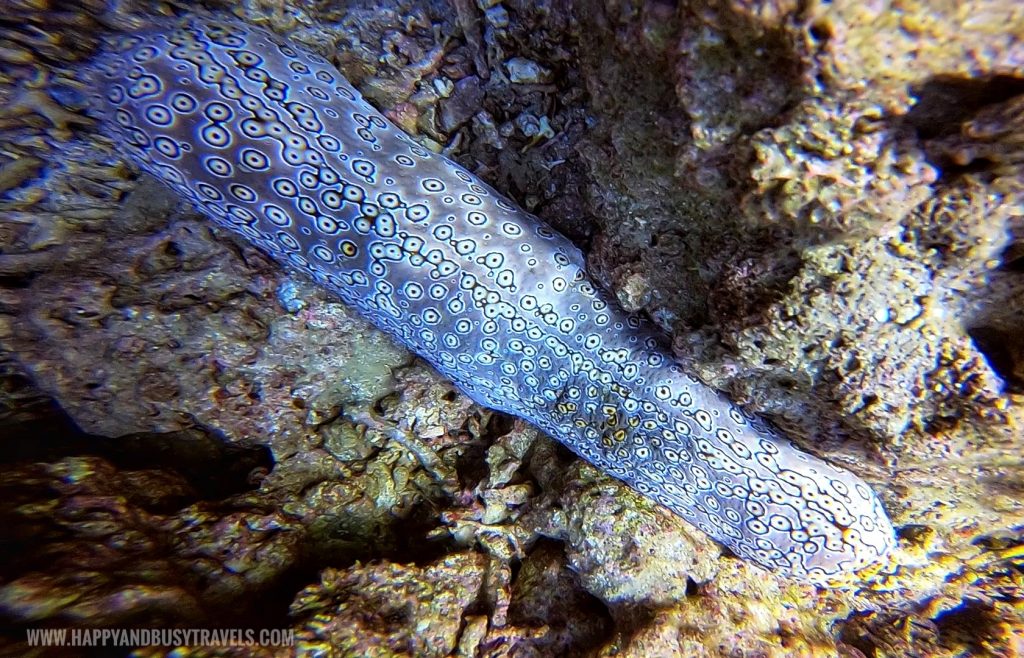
<box><xmin>1</xmin><ymin>0</ymin><xmax>1023</xmax><ymax>656</ymax></box>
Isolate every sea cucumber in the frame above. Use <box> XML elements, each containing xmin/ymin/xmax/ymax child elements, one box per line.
<box><xmin>84</xmin><ymin>14</ymin><xmax>895</xmax><ymax>579</ymax></box>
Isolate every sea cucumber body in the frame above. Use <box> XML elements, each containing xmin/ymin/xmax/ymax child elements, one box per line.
<box><xmin>87</xmin><ymin>15</ymin><xmax>895</xmax><ymax>578</ymax></box>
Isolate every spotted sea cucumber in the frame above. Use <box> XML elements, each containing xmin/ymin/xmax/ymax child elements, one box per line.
<box><xmin>84</xmin><ymin>14</ymin><xmax>895</xmax><ymax>579</ymax></box>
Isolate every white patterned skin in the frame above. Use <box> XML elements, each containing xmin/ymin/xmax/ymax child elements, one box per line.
<box><xmin>86</xmin><ymin>15</ymin><xmax>895</xmax><ymax>579</ymax></box>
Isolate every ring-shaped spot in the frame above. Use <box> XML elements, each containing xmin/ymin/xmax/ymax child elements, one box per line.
<box><xmin>501</xmin><ymin>222</ymin><xmax>522</xmax><ymax>237</ymax></box>
<box><xmin>233</xmin><ymin>50</ymin><xmax>263</xmax><ymax>67</ymax></box>
<box><xmin>482</xmin><ymin>252</ymin><xmax>504</xmax><ymax>268</ymax></box>
<box><xmin>229</xmin><ymin>183</ymin><xmax>258</xmax><ymax>203</ymax></box>
<box><xmin>379</xmin><ymin>192</ymin><xmax>401</xmax><ymax>209</ymax></box>
<box><xmin>353</xmin><ymin>217</ymin><xmax>372</xmax><ymax>234</ymax></box>
<box><xmin>143</xmin><ymin>104</ymin><xmax>174</xmax><ymax>127</ymax></box>
<box><xmin>272</xmin><ymin>178</ymin><xmax>298</xmax><ymax>198</ymax></box>
<box><xmin>428</xmin><ymin>283</ymin><xmax>448</xmax><ymax>300</ymax></box>
<box><xmin>276</xmin><ymin>231</ymin><xmax>300</xmax><ymax>251</ymax></box>
<box><xmin>212</xmin><ymin>34</ymin><xmax>245</xmax><ymax>48</ymax></box>
<box><xmin>204</xmin><ymin>155</ymin><xmax>233</xmax><ymax>177</ymax></box>
<box><xmin>339</xmin><ymin>240</ymin><xmax>358</xmax><ymax>257</ymax></box>
<box><xmin>226</xmin><ymin>204</ymin><xmax>258</xmax><ymax>225</ymax></box>
<box><xmin>218</xmin><ymin>81</ymin><xmax>243</xmax><ymax>99</ymax></box>
<box><xmin>321</xmin><ymin>190</ymin><xmax>343</xmax><ymax>209</ymax></box>
<box><xmin>313</xmin><ymin>168</ymin><xmax>338</xmax><ymax>187</ymax></box>
<box><xmin>342</xmin><ymin>185</ymin><xmax>365</xmax><ymax>203</ymax></box>
<box><xmin>352</xmin><ymin>159</ymin><xmax>375</xmax><ymax>178</ymax></box>
<box><xmin>297</xmin><ymin>197</ymin><xmax>317</xmax><ymax>215</ymax></box>
<box><xmin>125</xmin><ymin>128</ymin><xmax>150</xmax><ymax>148</ymax></box>
<box><xmin>200</xmin><ymin>124</ymin><xmax>231</xmax><ymax>148</ymax></box>
<box><xmin>295</xmin><ymin>111</ymin><xmax>321</xmax><ymax>129</ymax></box>
<box><xmin>244</xmin><ymin>67</ymin><xmax>269</xmax><ymax>83</ymax></box>
<box><xmin>129</xmin><ymin>75</ymin><xmax>162</xmax><ymax>98</ymax></box>
<box><xmin>447</xmin><ymin>297</ymin><xmax>465</xmax><ymax>314</ymax></box>
<box><xmin>106</xmin><ymin>85</ymin><xmax>125</xmax><ymax>104</ymax></box>
<box><xmin>306</xmin><ymin>86</ymin><xmax>330</xmax><ymax>102</ymax></box>
<box><xmin>152</xmin><ymin>136</ymin><xmax>181</xmax><ymax>159</ymax></box>
<box><xmin>240</xmin><ymin>119</ymin><xmax>267</xmax><ymax>138</ymax></box>
<box><xmin>240</xmin><ymin>148</ymin><xmax>270</xmax><ymax>171</ymax></box>
<box><xmin>421</xmin><ymin>178</ymin><xmax>445</xmax><ymax>193</ymax></box>
<box><xmin>204</xmin><ymin>101</ymin><xmax>233</xmax><ymax>122</ymax></box>
<box><xmin>170</xmin><ymin>92</ymin><xmax>197</xmax><ymax>113</ymax></box>
<box><xmin>131</xmin><ymin>45</ymin><xmax>159</xmax><ymax>62</ymax></box>
<box><xmin>290</xmin><ymin>104</ymin><xmax>312</xmax><ymax>121</ymax></box>
<box><xmin>311</xmin><ymin>244</ymin><xmax>335</xmax><ymax>263</ymax></box>
<box><xmin>406</xmin><ymin>204</ymin><xmax>429</xmax><ymax>222</ymax></box>
<box><xmin>495</xmin><ymin>270</ymin><xmax>514</xmax><ymax>289</ymax></box>
<box><xmin>415</xmin><ymin>308</ymin><xmax>437</xmax><ymax>324</ymax></box>
<box><xmin>316</xmin><ymin>134</ymin><xmax>341</xmax><ymax>152</ymax></box>
<box><xmin>404</xmin><ymin>282</ymin><xmax>423</xmax><ymax>300</ymax></box>
<box><xmin>315</xmin><ymin>216</ymin><xmax>341</xmax><ymax>235</ymax></box>
<box><xmin>196</xmin><ymin>182</ymin><xmax>224</xmax><ymax>201</ymax></box>
<box><xmin>299</xmin><ymin>170</ymin><xmax>319</xmax><ymax>189</ymax></box>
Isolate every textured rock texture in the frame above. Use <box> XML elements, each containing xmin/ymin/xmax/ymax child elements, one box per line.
<box><xmin>1</xmin><ymin>0</ymin><xmax>1023</xmax><ymax>656</ymax></box>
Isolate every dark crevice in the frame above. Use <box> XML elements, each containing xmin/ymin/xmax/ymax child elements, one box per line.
<box><xmin>934</xmin><ymin>158</ymin><xmax>998</xmax><ymax>182</ymax></box>
<box><xmin>933</xmin><ymin>599</ymin><xmax>1004</xmax><ymax>656</ymax></box>
<box><xmin>906</xmin><ymin>74</ymin><xmax>1024</xmax><ymax>140</ymax></box>
<box><xmin>506</xmin><ymin>539</ymin><xmax>615</xmax><ymax>655</ymax></box>
<box><xmin>808</xmin><ymin>21</ymin><xmax>831</xmax><ymax>44</ymax></box>
<box><xmin>999</xmin><ymin>242</ymin><xmax>1024</xmax><ymax>272</ymax></box>
<box><xmin>455</xmin><ymin>411</ymin><xmax>516</xmax><ymax>488</ymax></box>
<box><xmin>0</xmin><ymin>427</ymin><xmax>272</xmax><ymax>510</ymax></box>
<box><xmin>966</xmin><ymin>325</ymin><xmax>1024</xmax><ymax>393</ymax></box>
<box><xmin>0</xmin><ymin>274</ymin><xmax>36</xmax><ymax>288</ymax></box>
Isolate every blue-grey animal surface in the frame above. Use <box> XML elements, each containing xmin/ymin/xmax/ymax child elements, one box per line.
<box><xmin>85</xmin><ymin>14</ymin><xmax>896</xmax><ymax>579</ymax></box>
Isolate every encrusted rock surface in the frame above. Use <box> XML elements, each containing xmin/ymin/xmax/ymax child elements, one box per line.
<box><xmin>1</xmin><ymin>0</ymin><xmax>1024</xmax><ymax>656</ymax></box>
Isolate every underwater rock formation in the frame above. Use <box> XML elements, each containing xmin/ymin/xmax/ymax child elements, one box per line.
<box><xmin>1</xmin><ymin>0</ymin><xmax>1023</xmax><ymax>655</ymax></box>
